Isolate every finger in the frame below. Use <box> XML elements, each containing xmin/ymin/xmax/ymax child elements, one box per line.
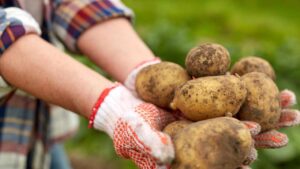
<box><xmin>120</xmin><ymin>114</ymin><xmax>175</xmax><ymax>164</ymax></box>
<box><xmin>278</xmin><ymin>109</ymin><xmax>300</xmax><ymax>128</ymax></box>
<box><xmin>254</xmin><ymin>130</ymin><xmax>288</xmax><ymax>149</ymax></box>
<box><xmin>280</xmin><ymin>89</ymin><xmax>297</xmax><ymax>108</ymax></box>
<box><xmin>243</xmin><ymin>146</ymin><xmax>257</xmax><ymax>165</ymax></box>
<box><xmin>242</xmin><ymin>121</ymin><xmax>261</xmax><ymax>136</ymax></box>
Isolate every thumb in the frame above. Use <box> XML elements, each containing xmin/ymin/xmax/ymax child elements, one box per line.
<box><xmin>121</xmin><ymin>113</ymin><xmax>175</xmax><ymax>164</ymax></box>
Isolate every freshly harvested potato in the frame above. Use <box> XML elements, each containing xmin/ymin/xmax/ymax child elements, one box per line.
<box><xmin>163</xmin><ymin>120</ymin><xmax>192</xmax><ymax>139</ymax></box>
<box><xmin>136</xmin><ymin>62</ymin><xmax>190</xmax><ymax>108</ymax></box>
<box><xmin>185</xmin><ymin>43</ymin><xmax>230</xmax><ymax>77</ymax></box>
<box><xmin>231</xmin><ymin>56</ymin><xmax>276</xmax><ymax>80</ymax></box>
<box><xmin>172</xmin><ymin>117</ymin><xmax>252</xmax><ymax>169</ymax></box>
<box><xmin>170</xmin><ymin>75</ymin><xmax>247</xmax><ymax>121</ymax></box>
<box><xmin>237</xmin><ymin>72</ymin><xmax>280</xmax><ymax>131</ymax></box>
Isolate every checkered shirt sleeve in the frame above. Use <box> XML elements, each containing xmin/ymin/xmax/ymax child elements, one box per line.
<box><xmin>52</xmin><ymin>0</ymin><xmax>134</xmax><ymax>52</ymax></box>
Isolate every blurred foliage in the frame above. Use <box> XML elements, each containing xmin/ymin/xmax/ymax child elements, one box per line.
<box><xmin>66</xmin><ymin>0</ymin><xmax>300</xmax><ymax>168</ymax></box>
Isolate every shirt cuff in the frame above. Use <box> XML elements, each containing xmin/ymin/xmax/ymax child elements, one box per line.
<box><xmin>0</xmin><ymin>7</ymin><xmax>41</xmax><ymax>55</ymax></box>
<box><xmin>53</xmin><ymin>0</ymin><xmax>134</xmax><ymax>53</ymax></box>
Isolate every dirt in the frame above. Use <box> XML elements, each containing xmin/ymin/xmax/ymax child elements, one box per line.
<box><xmin>185</xmin><ymin>43</ymin><xmax>230</xmax><ymax>77</ymax></box>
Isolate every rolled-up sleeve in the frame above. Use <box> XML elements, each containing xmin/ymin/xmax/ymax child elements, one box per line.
<box><xmin>52</xmin><ymin>0</ymin><xmax>134</xmax><ymax>53</ymax></box>
<box><xmin>0</xmin><ymin>7</ymin><xmax>41</xmax><ymax>55</ymax></box>
<box><xmin>0</xmin><ymin>7</ymin><xmax>41</xmax><ymax>98</ymax></box>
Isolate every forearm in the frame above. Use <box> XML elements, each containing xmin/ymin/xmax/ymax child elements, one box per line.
<box><xmin>0</xmin><ymin>34</ymin><xmax>112</xmax><ymax>118</ymax></box>
<box><xmin>77</xmin><ymin>18</ymin><xmax>155</xmax><ymax>82</ymax></box>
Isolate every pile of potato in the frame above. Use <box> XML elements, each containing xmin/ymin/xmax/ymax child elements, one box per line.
<box><xmin>135</xmin><ymin>43</ymin><xmax>283</xmax><ymax>169</ymax></box>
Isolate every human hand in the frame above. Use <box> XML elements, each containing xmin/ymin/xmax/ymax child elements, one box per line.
<box><xmin>238</xmin><ymin>90</ymin><xmax>299</xmax><ymax>169</ymax></box>
<box><xmin>89</xmin><ymin>83</ymin><xmax>176</xmax><ymax>169</ymax></box>
<box><xmin>252</xmin><ymin>89</ymin><xmax>300</xmax><ymax>149</ymax></box>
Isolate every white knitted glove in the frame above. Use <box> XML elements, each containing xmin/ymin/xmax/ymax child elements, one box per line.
<box><xmin>89</xmin><ymin>83</ymin><xmax>176</xmax><ymax>169</ymax></box>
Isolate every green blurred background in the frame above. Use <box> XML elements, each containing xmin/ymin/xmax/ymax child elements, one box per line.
<box><xmin>66</xmin><ymin>0</ymin><xmax>300</xmax><ymax>169</ymax></box>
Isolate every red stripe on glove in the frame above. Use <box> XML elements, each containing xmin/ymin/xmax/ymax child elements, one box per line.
<box><xmin>88</xmin><ymin>83</ymin><xmax>119</xmax><ymax>128</ymax></box>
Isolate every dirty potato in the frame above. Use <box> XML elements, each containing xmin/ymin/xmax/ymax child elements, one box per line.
<box><xmin>163</xmin><ymin>120</ymin><xmax>192</xmax><ymax>139</ymax></box>
<box><xmin>237</xmin><ymin>72</ymin><xmax>280</xmax><ymax>131</ymax></box>
<box><xmin>136</xmin><ymin>62</ymin><xmax>190</xmax><ymax>108</ymax></box>
<box><xmin>172</xmin><ymin>117</ymin><xmax>252</xmax><ymax>169</ymax></box>
<box><xmin>170</xmin><ymin>75</ymin><xmax>247</xmax><ymax>121</ymax></box>
<box><xmin>185</xmin><ymin>43</ymin><xmax>230</xmax><ymax>77</ymax></box>
<box><xmin>231</xmin><ymin>56</ymin><xmax>276</xmax><ymax>80</ymax></box>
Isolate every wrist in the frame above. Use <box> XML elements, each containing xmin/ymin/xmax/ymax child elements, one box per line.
<box><xmin>88</xmin><ymin>83</ymin><xmax>142</xmax><ymax>136</ymax></box>
<box><xmin>88</xmin><ymin>83</ymin><xmax>119</xmax><ymax>128</ymax></box>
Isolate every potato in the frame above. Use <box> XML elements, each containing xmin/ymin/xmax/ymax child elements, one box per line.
<box><xmin>172</xmin><ymin>117</ymin><xmax>252</xmax><ymax>169</ymax></box>
<box><xmin>163</xmin><ymin>120</ymin><xmax>192</xmax><ymax>139</ymax></box>
<box><xmin>136</xmin><ymin>62</ymin><xmax>190</xmax><ymax>108</ymax></box>
<box><xmin>170</xmin><ymin>75</ymin><xmax>247</xmax><ymax>121</ymax></box>
<box><xmin>237</xmin><ymin>72</ymin><xmax>280</xmax><ymax>131</ymax></box>
<box><xmin>185</xmin><ymin>43</ymin><xmax>230</xmax><ymax>77</ymax></box>
<box><xmin>231</xmin><ymin>56</ymin><xmax>276</xmax><ymax>80</ymax></box>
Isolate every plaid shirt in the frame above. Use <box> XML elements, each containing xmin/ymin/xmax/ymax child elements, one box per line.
<box><xmin>0</xmin><ymin>0</ymin><xmax>133</xmax><ymax>169</ymax></box>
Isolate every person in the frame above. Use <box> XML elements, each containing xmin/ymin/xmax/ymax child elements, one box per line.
<box><xmin>0</xmin><ymin>1</ymin><xmax>299</xmax><ymax>169</ymax></box>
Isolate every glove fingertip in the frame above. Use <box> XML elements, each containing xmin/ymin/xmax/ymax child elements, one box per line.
<box><xmin>280</xmin><ymin>89</ymin><xmax>297</xmax><ymax>108</ymax></box>
<box><xmin>254</xmin><ymin>130</ymin><xmax>288</xmax><ymax>149</ymax></box>
<box><xmin>278</xmin><ymin>109</ymin><xmax>300</xmax><ymax>128</ymax></box>
<box><xmin>242</xmin><ymin>121</ymin><xmax>261</xmax><ymax>136</ymax></box>
<box><xmin>243</xmin><ymin>147</ymin><xmax>257</xmax><ymax>165</ymax></box>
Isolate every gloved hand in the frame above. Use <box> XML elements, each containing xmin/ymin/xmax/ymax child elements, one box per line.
<box><xmin>239</xmin><ymin>90</ymin><xmax>300</xmax><ymax>169</ymax></box>
<box><xmin>253</xmin><ymin>89</ymin><xmax>300</xmax><ymax>149</ymax></box>
<box><xmin>89</xmin><ymin>83</ymin><xmax>176</xmax><ymax>169</ymax></box>
<box><xmin>124</xmin><ymin>59</ymin><xmax>300</xmax><ymax>167</ymax></box>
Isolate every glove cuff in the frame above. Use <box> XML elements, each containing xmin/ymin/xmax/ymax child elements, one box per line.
<box><xmin>124</xmin><ymin>57</ymin><xmax>161</xmax><ymax>94</ymax></box>
<box><xmin>88</xmin><ymin>83</ymin><xmax>142</xmax><ymax>137</ymax></box>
